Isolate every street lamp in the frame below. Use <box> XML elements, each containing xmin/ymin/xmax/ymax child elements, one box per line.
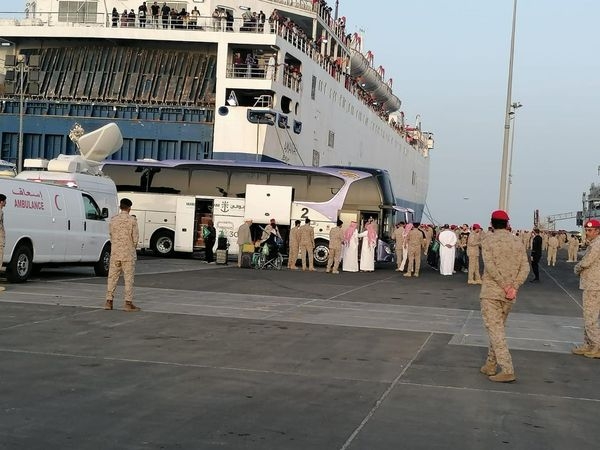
<box><xmin>2</xmin><ymin>39</ymin><xmax>39</xmax><ymax>172</ymax></box>
<box><xmin>498</xmin><ymin>0</ymin><xmax>518</xmax><ymax>211</ymax></box>
<box><xmin>506</xmin><ymin>101</ymin><xmax>522</xmax><ymax>210</ymax></box>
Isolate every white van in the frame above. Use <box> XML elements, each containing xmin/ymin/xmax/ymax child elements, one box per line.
<box><xmin>0</xmin><ymin>177</ymin><xmax>112</xmax><ymax>282</ymax></box>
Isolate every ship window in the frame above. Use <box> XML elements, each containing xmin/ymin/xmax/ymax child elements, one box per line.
<box><xmin>412</xmin><ymin>171</ymin><xmax>416</xmax><ymax>186</ymax></box>
<box><xmin>58</xmin><ymin>1</ymin><xmax>98</xmax><ymax>23</ymax></box>
<box><xmin>328</xmin><ymin>131</ymin><xmax>335</xmax><ymax>148</ymax></box>
<box><xmin>312</xmin><ymin>150</ymin><xmax>320</xmax><ymax>167</ymax></box>
<box><xmin>281</xmin><ymin>96</ymin><xmax>292</xmax><ymax>114</ymax></box>
<box><xmin>311</xmin><ymin>76</ymin><xmax>316</xmax><ymax>100</ymax></box>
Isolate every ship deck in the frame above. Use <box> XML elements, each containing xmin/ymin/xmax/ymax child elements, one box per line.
<box><xmin>0</xmin><ymin>249</ymin><xmax>596</xmax><ymax>449</ymax></box>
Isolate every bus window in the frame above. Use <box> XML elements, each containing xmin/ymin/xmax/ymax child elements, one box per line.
<box><xmin>307</xmin><ymin>175</ymin><xmax>344</xmax><ymax>202</ymax></box>
<box><xmin>344</xmin><ymin>178</ymin><xmax>382</xmax><ymax>207</ymax></box>
<box><xmin>190</xmin><ymin>169</ymin><xmax>229</xmax><ymax>196</ymax></box>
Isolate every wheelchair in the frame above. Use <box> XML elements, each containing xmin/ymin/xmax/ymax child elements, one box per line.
<box><xmin>253</xmin><ymin>234</ymin><xmax>284</xmax><ymax>270</ymax></box>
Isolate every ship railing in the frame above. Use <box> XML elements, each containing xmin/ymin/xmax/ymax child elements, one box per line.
<box><xmin>253</xmin><ymin>95</ymin><xmax>273</xmax><ymax>108</ymax></box>
<box><xmin>1</xmin><ymin>12</ymin><xmax>277</xmax><ymax>34</ymax></box>
<box><xmin>225</xmin><ymin>64</ymin><xmax>277</xmax><ymax>80</ymax></box>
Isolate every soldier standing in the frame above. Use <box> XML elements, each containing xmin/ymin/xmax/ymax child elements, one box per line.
<box><xmin>572</xmin><ymin>219</ymin><xmax>600</xmax><ymax>358</ymax></box>
<box><xmin>104</xmin><ymin>198</ymin><xmax>140</xmax><ymax>312</ymax></box>
<box><xmin>466</xmin><ymin>223</ymin><xmax>483</xmax><ymax>284</ymax></box>
<box><xmin>403</xmin><ymin>224</ymin><xmax>426</xmax><ymax>277</ymax></box>
<box><xmin>236</xmin><ymin>218</ymin><xmax>253</xmax><ymax>268</ymax></box>
<box><xmin>288</xmin><ymin>220</ymin><xmax>301</xmax><ymax>269</ymax></box>
<box><xmin>567</xmin><ymin>234</ymin><xmax>579</xmax><ymax>262</ymax></box>
<box><xmin>479</xmin><ymin>210</ymin><xmax>529</xmax><ymax>382</ymax></box>
<box><xmin>0</xmin><ymin>193</ymin><xmax>6</xmax><ymax>291</ymax></box>
<box><xmin>392</xmin><ymin>221</ymin><xmax>405</xmax><ymax>271</ymax></box>
<box><xmin>547</xmin><ymin>232</ymin><xmax>559</xmax><ymax>266</ymax></box>
<box><xmin>326</xmin><ymin>219</ymin><xmax>344</xmax><ymax>274</ymax></box>
<box><xmin>298</xmin><ymin>217</ymin><xmax>315</xmax><ymax>271</ymax></box>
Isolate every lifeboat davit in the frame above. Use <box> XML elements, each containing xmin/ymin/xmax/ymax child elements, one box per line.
<box><xmin>349</xmin><ymin>49</ymin><xmax>401</xmax><ymax>112</ymax></box>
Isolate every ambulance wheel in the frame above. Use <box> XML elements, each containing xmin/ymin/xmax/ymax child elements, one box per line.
<box><xmin>7</xmin><ymin>243</ymin><xmax>33</xmax><ymax>283</ymax></box>
<box><xmin>313</xmin><ymin>239</ymin><xmax>329</xmax><ymax>267</ymax></box>
<box><xmin>152</xmin><ymin>231</ymin><xmax>175</xmax><ymax>257</ymax></box>
<box><xmin>94</xmin><ymin>245</ymin><xmax>111</xmax><ymax>276</ymax></box>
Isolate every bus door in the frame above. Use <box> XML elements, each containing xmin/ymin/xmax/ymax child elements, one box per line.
<box><xmin>174</xmin><ymin>196</ymin><xmax>197</xmax><ymax>252</ymax></box>
<box><xmin>194</xmin><ymin>198</ymin><xmax>214</xmax><ymax>249</ymax></box>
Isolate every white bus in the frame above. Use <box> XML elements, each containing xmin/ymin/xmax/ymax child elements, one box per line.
<box><xmin>101</xmin><ymin>160</ymin><xmax>414</xmax><ymax>265</ymax></box>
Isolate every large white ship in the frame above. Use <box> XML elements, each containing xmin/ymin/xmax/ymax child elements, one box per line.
<box><xmin>0</xmin><ymin>0</ymin><xmax>433</xmax><ymax>219</ymax></box>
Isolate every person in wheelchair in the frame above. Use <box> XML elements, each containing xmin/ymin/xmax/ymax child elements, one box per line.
<box><xmin>254</xmin><ymin>228</ymin><xmax>284</xmax><ymax>269</ymax></box>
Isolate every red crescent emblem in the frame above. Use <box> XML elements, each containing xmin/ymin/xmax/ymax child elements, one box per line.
<box><xmin>54</xmin><ymin>194</ymin><xmax>62</xmax><ymax>211</ymax></box>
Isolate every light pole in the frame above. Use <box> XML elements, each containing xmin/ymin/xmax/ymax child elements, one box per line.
<box><xmin>506</xmin><ymin>101</ymin><xmax>522</xmax><ymax>210</ymax></box>
<box><xmin>17</xmin><ymin>55</ymin><xmax>25</xmax><ymax>173</ymax></box>
<box><xmin>498</xmin><ymin>0</ymin><xmax>518</xmax><ymax>211</ymax></box>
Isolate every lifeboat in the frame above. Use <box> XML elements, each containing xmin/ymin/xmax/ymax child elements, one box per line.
<box><xmin>349</xmin><ymin>49</ymin><xmax>401</xmax><ymax>112</ymax></box>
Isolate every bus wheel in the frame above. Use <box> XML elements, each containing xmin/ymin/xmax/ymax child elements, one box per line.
<box><xmin>7</xmin><ymin>243</ymin><xmax>33</xmax><ymax>283</ymax></box>
<box><xmin>152</xmin><ymin>231</ymin><xmax>175</xmax><ymax>257</ymax></box>
<box><xmin>94</xmin><ymin>244</ymin><xmax>111</xmax><ymax>276</ymax></box>
<box><xmin>313</xmin><ymin>239</ymin><xmax>329</xmax><ymax>267</ymax></box>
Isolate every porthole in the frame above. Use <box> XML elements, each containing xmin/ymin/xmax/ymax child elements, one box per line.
<box><xmin>218</xmin><ymin>106</ymin><xmax>229</xmax><ymax>116</ymax></box>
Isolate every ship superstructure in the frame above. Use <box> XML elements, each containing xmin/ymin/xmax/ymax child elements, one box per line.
<box><xmin>0</xmin><ymin>0</ymin><xmax>434</xmax><ymax>219</ymax></box>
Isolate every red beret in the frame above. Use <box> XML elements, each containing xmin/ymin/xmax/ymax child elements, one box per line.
<box><xmin>472</xmin><ymin>223</ymin><xmax>481</xmax><ymax>230</ymax></box>
<box><xmin>585</xmin><ymin>219</ymin><xmax>600</xmax><ymax>228</ymax></box>
<box><xmin>491</xmin><ymin>210</ymin><xmax>510</xmax><ymax>221</ymax></box>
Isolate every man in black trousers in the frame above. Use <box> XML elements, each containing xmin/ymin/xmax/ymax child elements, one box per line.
<box><xmin>530</xmin><ymin>228</ymin><xmax>543</xmax><ymax>282</ymax></box>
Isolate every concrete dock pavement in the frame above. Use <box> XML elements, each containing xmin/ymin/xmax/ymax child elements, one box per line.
<box><xmin>0</xmin><ymin>252</ymin><xmax>598</xmax><ymax>449</ymax></box>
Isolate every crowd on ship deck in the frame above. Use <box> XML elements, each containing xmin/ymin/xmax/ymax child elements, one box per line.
<box><xmin>106</xmin><ymin>1</ymin><xmax>421</xmax><ymax>146</ymax></box>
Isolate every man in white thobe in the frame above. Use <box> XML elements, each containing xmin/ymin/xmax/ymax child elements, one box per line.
<box><xmin>438</xmin><ymin>224</ymin><xmax>457</xmax><ymax>275</ymax></box>
<box><xmin>342</xmin><ymin>221</ymin><xmax>359</xmax><ymax>272</ymax></box>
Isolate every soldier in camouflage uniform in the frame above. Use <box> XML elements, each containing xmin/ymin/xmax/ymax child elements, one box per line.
<box><xmin>392</xmin><ymin>222</ymin><xmax>405</xmax><ymax>271</ymax></box>
<box><xmin>0</xmin><ymin>194</ymin><xmax>6</xmax><ymax>292</ymax></box>
<box><xmin>105</xmin><ymin>198</ymin><xmax>140</xmax><ymax>312</ymax></box>
<box><xmin>467</xmin><ymin>223</ymin><xmax>483</xmax><ymax>284</ymax></box>
<box><xmin>403</xmin><ymin>224</ymin><xmax>426</xmax><ymax>277</ymax></box>
<box><xmin>288</xmin><ymin>220</ymin><xmax>301</xmax><ymax>269</ymax></box>
<box><xmin>326</xmin><ymin>219</ymin><xmax>343</xmax><ymax>274</ymax></box>
<box><xmin>547</xmin><ymin>232</ymin><xmax>559</xmax><ymax>266</ymax></box>
<box><xmin>567</xmin><ymin>234</ymin><xmax>579</xmax><ymax>262</ymax></box>
<box><xmin>572</xmin><ymin>219</ymin><xmax>600</xmax><ymax>358</ymax></box>
<box><xmin>298</xmin><ymin>217</ymin><xmax>315</xmax><ymax>271</ymax></box>
<box><xmin>479</xmin><ymin>210</ymin><xmax>529</xmax><ymax>382</ymax></box>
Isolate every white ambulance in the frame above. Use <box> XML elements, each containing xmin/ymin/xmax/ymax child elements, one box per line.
<box><xmin>1</xmin><ymin>177</ymin><xmax>112</xmax><ymax>282</ymax></box>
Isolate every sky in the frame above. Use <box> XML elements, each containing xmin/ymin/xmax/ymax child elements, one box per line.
<box><xmin>340</xmin><ymin>0</ymin><xmax>599</xmax><ymax>230</ymax></box>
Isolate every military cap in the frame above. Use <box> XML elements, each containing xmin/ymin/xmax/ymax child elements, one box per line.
<box><xmin>585</xmin><ymin>219</ymin><xmax>600</xmax><ymax>228</ymax></box>
<box><xmin>491</xmin><ymin>210</ymin><xmax>510</xmax><ymax>221</ymax></box>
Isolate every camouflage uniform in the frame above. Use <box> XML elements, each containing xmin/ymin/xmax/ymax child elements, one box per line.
<box><xmin>404</xmin><ymin>228</ymin><xmax>425</xmax><ymax>276</ymax></box>
<box><xmin>567</xmin><ymin>236</ymin><xmax>579</xmax><ymax>262</ymax></box>
<box><xmin>326</xmin><ymin>226</ymin><xmax>343</xmax><ymax>273</ymax></box>
<box><xmin>288</xmin><ymin>225</ymin><xmax>300</xmax><ymax>269</ymax></box>
<box><xmin>480</xmin><ymin>229</ymin><xmax>529</xmax><ymax>375</ymax></box>
<box><xmin>298</xmin><ymin>222</ymin><xmax>315</xmax><ymax>270</ymax></box>
<box><xmin>547</xmin><ymin>235</ymin><xmax>559</xmax><ymax>266</ymax></box>
<box><xmin>106</xmin><ymin>211</ymin><xmax>139</xmax><ymax>305</ymax></box>
<box><xmin>574</xmin><ymin>235</ymin><xmax>600</xmax><ymax>349</ymax></box>
<box><xmin>467</xmin><ymin>229</ymin><xmax>482</xmax><ymax>284</ymax></box>
<box><xmin>392</xmin><ymin>226</ymin><xmax>405</xmax><ymax>270</ymax></box>
<box><xmin>237</xmin><ymin>221</ymin><xmax>252</xmax><ymax>267</ymax></box>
